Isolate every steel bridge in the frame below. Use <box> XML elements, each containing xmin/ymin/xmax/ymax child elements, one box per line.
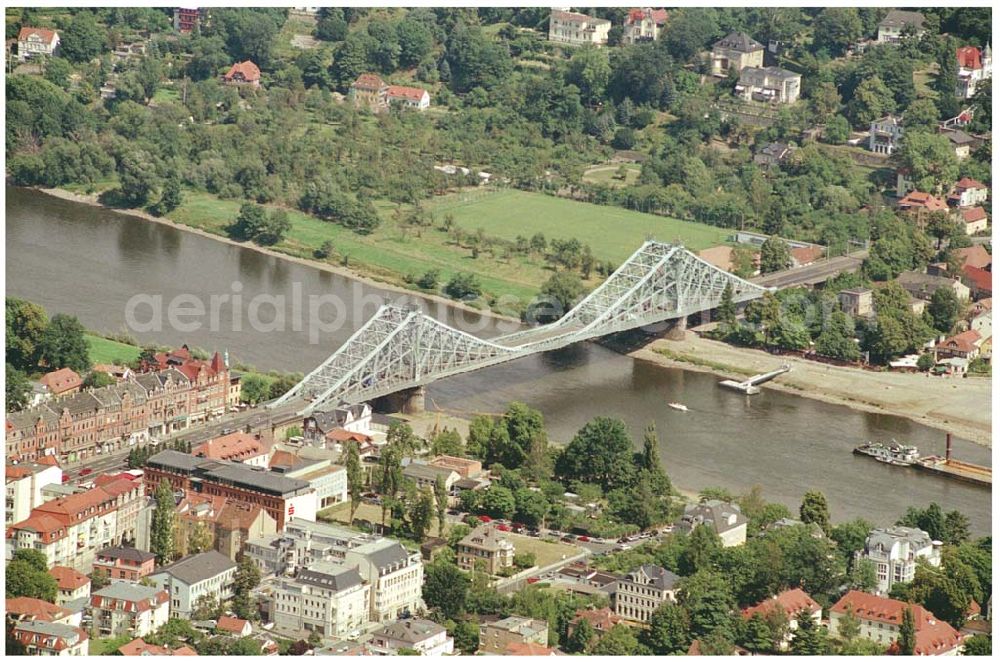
<box><xmin>271</xmin><ymin>241</ymin><xmax>768</xmax><ymax>414</ymax></box>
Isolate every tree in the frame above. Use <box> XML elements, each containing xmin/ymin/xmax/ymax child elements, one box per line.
<box><xmin>433</xmin><ymin>476</ymin><xmax>448</xmax><ymax>538</ymax></box>
<box><xmin>315</xmin><ymin>8</ymin><xmax>348</xmax><ymax>42</ymax></box>
<box><xmin>240</xmin><ymin>373</ymin><xmax>271</xmax><ymax>405</ymax></box>
<box><xmin>61</xmin><ymin>10</ymin><xmax>107</xmax><ymax>62</ymax></box>
<box><xmin>481</xmin><ymin>486</ymin><xmax>516</xmax><ymax>520</ymax></box>
<box><xmin>895</xmin><ymin>605</ymin><xmax>916</xmax><ymax>654</ymax></box>
<box><xmin>5</xmin><ymin>549</ymin><xmax>58</xmax><ymax>601</ymax></box>
<box><xmin>6</xmin><ymin>298</ymin><xmax>49</xmax><ymax>372</ymax></box>
<box><xmin>230</xmin><ymin>203</ymin><xmax>290</xmax><ymax>246</ymax></box>
<box><xmin>643</xmin><ymin>602</ymin><xmax>692</xmax><ymax>654</ymax></box>
<box><xmin>38</xmin><ymin>313</ymin><xmax>91</xmax><ymax>373</ymax></box>
<box><xmin>344</xmin><ymin>441</ymin><xmax>364</xmax><ymax>525</ymax></box>
<box><xmin>537</xmin><ymin>271</ymin><xmax>585</xmax><ymax>322</ymax></box>
<box><xmin>443</xmin><ymin>272</ymin><xmax>482</xmax><ymax>300</ymax></box>
<box><xmin>151</xmin><ymin>176</ymin><xmax>183</xmax><ymax>217</ymax></box>
<box><xmin>590</xmin><ymin>623</ymin><xmax>644</xmax><ymax>655</ymax></box>
<box><xmin>964</xmin><ymin>635</ymin><xmax>991</xmax><ymax>656</ymax></box>
<box><xmin>812</xmin><ymin>7</ymin><xmax>863</xmax><ymax>56</ymax></box>
<box><xmin>679</xmin><ymin>523</ymin><xmax>723</xmax><ymax>575</ymax></box>
<box><xmin>663</xmin><ymin>8</ymin><xmax>720</xmax><ymax>62</ymax></box>
<box><xmin>566</xmin><ymin>46</ymin><xmax>611</xmax><ymax>106</ymax></box>
<box><xmin>513</xmin><ymin>488</ymin><xmax>549</xmax><ymax>528</ymax></box>
<box><xmin>6</xmin><ymin>364</ymin><xmax>31</xmax><ymax>412</ymax></box>
<box><xmin>409</xmin><ymin>488</ymin><xmax>435</xmax><ymax>542</ymax></box>
<box><xmin>232</xmin><ymin>555</ymin><xmax>262</xmax><ymax>620</ymax></box>
<box><xmin>116</xmin><ymin>149</ymin><xmax>160</xmax><ymax>207</ymax></box>
<box><xmin>815</xmin><ymin>310</ymin><xmax>861</xmax><ymax>361</ymax></box>
<box><xmin>718</xmin><ymin>282</ymin><xmax>736</xmax><ymax>328</ymax></box>
<box><xmin>926</xmin><ymin>286</ymin><xmax>961</xmax><ymax>334</ymax></box>
<box><xmin>917</xmin><ymin>352</ymin><xmax>936</xmax><ymax>372</ymax></box>
<box><xmin>678</xmin><ymin>570</ymin><xmax>736</xmax><ymax>641</ymax></box>
<box><xmin>848</xmin><ymin>75</ymin><xmax>894</xmax><ymax>127</ymax></box>
<box><xmin>151</xmin><ymin>478</ymin><xmax>176</xmax><ymax>565</ymax></box>
<box><xmin>565</xmin><ymin>618</ymin><xmax>595</xmax><ymax>653</ymax></box>
<box><xmin>555</xmin><ymin>417</ymin><xmax>636</xmax><ymax>492</ymax></box>
<box><xmin>82</xmin><ymin>370</ymin><xmax>115</xmax><ymax>389</ymax></box>
<box><xmin>799</xmin><ymin>491</ymin><xmax>831</xmax><ymax>535</ymax></box>
<box><xmin>188</xmin><ymin>521</ymin><xmax>213</xmax><ymax>554</ymax></box>
<box><xmin>789</xmin><ymin>608</ymin><xmax>830</xmax><ymax>654</ymax></box>
<box><xmin>90</xmin><ymin>567</ymin><xmax>110</xmax><ymax>591</ymax></box>
<box><xmin>760</xmin><ymin>236</ymin><xmax>792</xmax><ymax>274</ymax></box>
<box><xmin>824</xmin><ymin>115</ymin><xmax>851</xmax><ymax>144</ymax></box>
<box><xmin>904</xmin><ymin>97</ymin><xmax>941</xmax><ymax>132</ymax></box>
<box><xmin>422</xmin><ymin>557</ymin><xmax>470</xmax><ymax>620</ymax></box>
<box><xmin>192</xmin><ymin>593</ymin><xmax>222</xmax><ymax>621</ymax></box>
<box><xmin>895</xmin><ymin>131</ymin><xmax>960</xmax><ymax>195</ymax></box>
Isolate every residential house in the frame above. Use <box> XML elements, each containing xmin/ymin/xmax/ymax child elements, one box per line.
<box><xmin>956</xmin><ymin>44</ymin><xmax>992</xmax><ymax>98</ymax></box>
<box><xmin>144</xmin><ymin>450</ymin><xmax>317</xmax><ymax>529</ymax></box>
<box><xmin>830</xmin><ymin>591</ymin><xmax>963</xmax><ymax>654</ymax></box>
<box><xmin>93</xmin><ymin>546</ymin><xmax>157</xmax><ymax>583</ymax></box>
<box><xmin>428</xmin><ymin>455</ymin><xmax>483</xmax><ymax>479</ymax></box>
<box><xmin>936</xmin><ymin>330</ymin><xmax>985</xmax><ymax>361</ymax></box>
<box><xmin>877</xmin><ymin>10</ymin><xmax>926</xmax><ymax>44</ymax></box>
<box><xmin>403</xmin><ymin>462</ymin><xmax>460</xmax><ymax>491</ymax></box>
<box><xmin>742</xmin><ymin>589</ymin><xmax>822</xmax><ymax>650</ymax></box>
<box><xmin>479</xmin><ymin>616</ymin><xmax>549</xmax><ymax>654</ymax></box>
<box><xmin>370</xmin><ymin>618</ymin><xmax>454</xmax><ymax>655</ymax></box>
<box><xmin>49</xmin><ymin>566</ymin><xmax>91</xmax><ymax>606</ymax></box>
<box><xmin>118</xmin><ymin>638</ymin><xmax>198</xmax><ymax>656</ymax></box>
<box><xmin>217</xmin><ymin>615</ymin><xmax>252</xmax><ymax>637</ymax></box>
<box><xmin>148</xmin><ymin>550</ymin><xmax>238</xmax><ymax>619</ymax></box>
<box><xmin>349</xmin><ymin>73</ymin><xmax>389</xmax><ymax>113</ymax></box>
<box><xmin>960</xmin><ymin>207</ymin><xmax>989</xmax><ymax>235</ymax></box>
<box><xmin>17</xmin><ymin>27</ymin><xmax>59</xmax><ymax>60</ymax></box>
<box><xmin>38</xmin><ymin>368</ymin><xmax>83</xmax><ymax>397</ymax></box>
<box><xmin>174</xmin><ymin>491</ymin><xmax>277</xmax><ymax>560</ymax></box>
<box><xmin>613</xmin><ymin>564</ymin><xmax>679</xmax><ymax>623</ymax></box>
<box><xmin>304</xmin><ymin>403</ymin><xmax>373</xmax><ymax>442</ymax></box>
<box><xmin>953</xmin><ymin>245</ymin><xmax>992</xmax><ymax>271</ymax></box>
<box><xmin>173</xmin><ymin>7</ymin><xmax>204</xmax><ymax>33</ymax></box>
<box><xmin>6</xmin><ymin>596</ymin><xmax>79</xmax><ymax>627</ymax></box>
<box><xmin>869</xmin><ymin>115</ymin><xmax>904</xmax><ymax>155</ymax></box>
<box><xmin>948</xmin><ymin>177</ymin><xmax>989</xmax><ymax>208</ymax></box>
<box><xmin>753</xmin><ymin>142</ymin><xmax>794</xmax><ymax>168</ymax></box>
<box><xmin>896</xmin><ymin>271</ymin><xmax>970</xmax><ymax>302</ymax></box>
<box><xmin>386</xmin><ymin>85</ymin><xmax>431</xmax><ymax>111</ymax></box>
<box><xmin>963</xmin><ymin>264</ymin><xmax>992</xmax><ymax>300</ymax></box>
<box><xmin>11</xmin><ymin>620</ymin><xmax>88</xmax><ymax>656</ymax></box>
<box><xmin>222</xmin><ymin>60</ymin><xmax>261</xmax><ymax>88</ymax></box>
<box><xmin>343</xmin><ymin>538</ymin><xmax>424</xmax><ymax>622</ymax></box>
<box><xmin>623</xmin><ymin>8</ymin><xmax>668</xmax><ymax>44</ymax></box>
<box><xmin>228</xmin><ymin>371</ymin><xmax>242</xmax><ymax>407</ymax></box>
<box><xmin>193</xmin><ymin>432</ymin><xmax>268</xmax><ymax>466</ymax></box>
<box><xmin>8</xmin><ymin>478</ymin><xmax>145</xmax><ymax>571</ymax></box>
<box><xmin>271</xmin><ymin>452</ymin><xmax>348</xmax><ymax>511</ymax></box>
<box><xmin>940</xmin><ymin>127</ymin><xmax>976</xmax><ymax>160</ymax></box>
<box><xmin>856</xmin><ymin>526</ymin><xmax>942</xmax><ymax>595</ymax></box>
<box><xmin>711</xmin><ymin>31</ymin><xmax>764</xmax><ymax>76</ymax></box>
<box><xmin>501</xmin><ymin>642</ymin><xmax>561</xmax><ymax>655</ymax></box>
<box><xmin>272</xmin><ymin>562</ymin><xmax>370</xmax><ymax>639</ymax></box>
<box><xmin>89</xmin><ymin>583</ymin><xmax>170</xmax><ymax>638</ymax></box>
<box><xmin>457</xmin><ymin>525</ymin><xmax>515</xmax><ymax>575</ymax></box>
<box><xmin>567</xmin><ymin>606</ymin><xmax>625</xmax><ymax>641</ymax></box>
<box><xmin>839</xmin><ymin>288</ymin><xmax>874</xmax><ymax>318</ymax></box>
<box><xmin>245</xmin><ymin>517</ymin><xmax>375</xmax><ymax>575</ymax></box>
<box><xmin>5</xmin><ymin>460</ymin><xmax>63</xmax><ymax>525</ymax></box>
<box><xmin>735</xmin><ymin>66</ymin><xmax>801</xmax><ymax>104</ymax></box>
<box><xmin>677</xmin><ymin>500</ymin><xmax>748</xmax><ymax>547</ymax></box>
<box><xmin>548</xmin><ymin>10</ymin><xmax>611</xmax><ymax>47</ymax></box>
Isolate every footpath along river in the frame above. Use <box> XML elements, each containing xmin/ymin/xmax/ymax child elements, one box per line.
<box><xmin>6</xmin><ymin>186</ymin><xmax>991</xmax><ymax>534</ymax></box>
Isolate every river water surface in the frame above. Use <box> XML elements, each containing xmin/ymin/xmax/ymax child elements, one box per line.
<box><xmin>6</xmin><ymin>187</ymin><xmax>991</xmax><ymax>534</ymax></box>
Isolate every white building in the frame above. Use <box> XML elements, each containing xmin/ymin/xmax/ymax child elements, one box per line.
<box><xmin>677</xmin><ymin>500</ymin><xmax>748</xmax><ymax>547</ymax></box>
<box><xmin>856</xmin><ymin>526</ymin><xmax>942</xmax><ymax>595</ymax></box>
<box><xmin>869</xmin><ymin>115</ymin><xmax>904</xmax><ymax>155</ymax></box>
<box><xmin>272</xmin><ymin>562</ymin><xmax>371</xmax><ymax>639</ymax></box>
<box><xmin>387</xmin><ymin>85</ymin><xmax>431</xmax><ymax>111</ymax></box>
<box><xmin>622</xmin><ymin>8</ymin><xmax>668</xmax><ymax>45</ymax></box>
<box><xmin>5</xmin><ymin>461</ymin><xmax>63</xmax><ymax>526</ymax></box>
<box><xmin>280</xmin><ymin>459</ymin><xmax>348</xmax><ymax>511</ymax></box>
<box><xmin>344</xmin><ymin>538</ymin><xmax>424</xmax><ymax>623</ymax></box>
<box><xmin>831</xmin><ymin>591</ymin><xmax>964</xmax><ymax>654</ymax></box>
<box><xmin>548</xmin><ymin>10</ymin><xmax>611</xmax><ymax>46</ymax></box>
<box><xmin>735</xmin><ymin>66</ymin><xmax>801</xmax><ymax>104</ymax></box>
<box><xmin>89</xmin><ymin>583</ymin><xmax>170</xmax><ymax>638</ymax></box>
<box><xmin>17</xmin><ymin>27</ymin><xmax>59</xmax><ymax>60</ymax></box>
<box><xmin>402</xmin><ymin>462</ymin><xmax>460</xmax><ymax>491</ymax></box>
<box><xmin>11</xmin><ymin>620</ymin><xmax>89</xmax><ymax>656</ymax></box>
<box><xmin>956</xmin><ymin>45</ymin><xmax>992</xmax><ymax>99</ymax></box>
<box><xmin>877</xmin><ymin>10</ymin><xmax>926</xmax><ymax>44</ymax></box>
<box><xmin>370</xmin><ymin>618</ymin><xmax>454</xmax><ymax>655</ymax></box>
<box><xmin>245</xmin><ymin>517</ymin><xmax>376</xmax><ymax>576</ymax></box>
<box><xmin>613</xmin><ymin>564</ymin><xmax>679</xmax><ymax>623</ymax></box>
<box><xmin>148</xmin><ymin>550</ymin><xmax>238</xmax><ymax>619</ymax></box>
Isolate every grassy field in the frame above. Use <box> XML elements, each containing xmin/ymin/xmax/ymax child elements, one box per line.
<box><xmin>507</xmin><ymin>533</ymin><xmax>579</xmax><ymax>568</ymax></box>
<box><xmin>86</xmin><ymin>334</ymin><xmax>141</xmax><ymax>365</ymax></box>
<box><xmin>582</xmin><ymin>164</ymin><xmax>642</xmax><ymax>188</ymax></box>
<box><xmin>427</xmin><ymin>189</ymin><xmax>729</xmax><ymax>261</ymax></box>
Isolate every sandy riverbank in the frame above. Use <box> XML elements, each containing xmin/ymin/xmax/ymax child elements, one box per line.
<box><xmin>631</xmin><ymin>334</ymin><xmax>992</xmax><ymax>447</ymax></box>
<box><xmin>34</xmin><ymin>186</ymin><xmax>521</xmax><ymax>325</ymax></box>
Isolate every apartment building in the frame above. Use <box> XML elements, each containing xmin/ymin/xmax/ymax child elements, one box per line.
<box><xmin>479</xmin><ymin>616</ymin><xmax>549</xmax><ymax>654</ymax></box>
<box><xmin>614</xmin><ymin>564</ymin><xmax>680</xmax><ymax>623</ymax></box>
<box><xmin>11</xmin><ymin>621</ymin><xmax>88</xmax><ymax>656</ymax></box>
<box><xmin>457</xmin><ymin>525</ymin><xmax>515</xmax><ymax>575</ymax></box>
<box><xmin>272</xmin><ymin>562</ymin><xmax>371</xmax><ymax>639</ymax></box>
<box><xmin>6</xmin><ymin>460</ymin><xmax>63</xmax><ymax>525</ymax></box>
<box><xmin>246</xmin><ymin>517</ymin><xmax>376</xmax><ymax>575</ymax></box>
<box><xmin>548</xmin><ymin>10</ymin><xmax>611</xmax><ymax>46</ymax></box>
<box><xmin>830</xmin><ymin>591</ymin><xmax>963</xmax><ymax>654</ymax></box>
<box><xmin>148</xmin><ymin>551</ymin><xmax>238</xmax><ymax>619</ymax></box>
<box><xmin>344</xmin><ymin>538</ymin><xmax>424</xmax><ymax>623</ymax></box>
<box><xmin>370</xmin><ymin>618</ymin><xmax>454</xmax><ymax>655</ymax></box>
<box><xmin>93</xmin><ymin>546</ymin><xmax>157</xmax><ymax>583</ymax></box>
<box><xmin>856</xmin><ymin>526</ymin><xmax>942</xmax><ymax>595</ymax></box>
<box><xmin>173</xmin><ymin>491</ymin><xmax>277</xmax><ymax>560</ymax></box>
<box><xmin>89</xmin><ymin>583</ymin><xmax>170</xmax><ymax>638</ymax></box>
<box><xmin>711</xmin><ymin>31</ymin><xmax>764</xmax><ymax>76</ymax></box>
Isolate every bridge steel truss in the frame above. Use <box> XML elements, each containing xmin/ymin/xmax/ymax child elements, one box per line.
<box><xmin>272</xmin><ymin>241</ymin><xmax>768</xmax><ymax>413</ymax></box>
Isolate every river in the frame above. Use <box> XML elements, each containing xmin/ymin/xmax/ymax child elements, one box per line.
<box><xmin>6</xmin><ymin>187</ymin><xmax>992</xmax><ymax>534</ymax></box>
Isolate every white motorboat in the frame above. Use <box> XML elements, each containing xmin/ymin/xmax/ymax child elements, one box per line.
<box><xmin>667</xmin><ymin>402</ymin><xmax>688</xmax><ymax>412</ymax></box>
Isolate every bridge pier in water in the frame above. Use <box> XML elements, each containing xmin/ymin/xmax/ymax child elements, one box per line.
<box><xmin>665</xmin><ymin>316</ymin><xmax>687</xmax><ymax>340</ymax></box>
<box><xmin>379</xmin><ymin>386</ymin><xmax>426</xmax><ymax>415</ymax></box>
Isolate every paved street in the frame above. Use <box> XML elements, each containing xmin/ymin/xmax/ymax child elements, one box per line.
<box><xmin>751</xmin><ymin>250</ymin><xmax>869</xmax><ymax>289</ymax></box>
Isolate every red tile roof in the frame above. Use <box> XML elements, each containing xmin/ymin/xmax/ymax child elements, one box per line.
<box><xmin>898</xmin><ymin>191</ymin><xmax>949</xmax><ymax>212</ymax></box>
<box><xmin>386</xmin><ymin>84</ymin><xmax>428</xmax><ymax>103</ymax></box>
<box><xmin>831</xmin><ymin>591</ymin><xmax>964</xmax><ymax>656</ymax></box>
<box><xmin>223</xmin><ymin>60</ymin><xmax>261</xmax><ymax>83</ymax></box>
<box><xmin>193</xmin><ymin>432</ymin><xmax>265</xmax><ymax>461</ymax></box>
<box><xmin>217</xmin><ymin>615</ymin><xmax>250</xmax><ymax>635</ymax></box>
<box><xmin>956</xmin><ymin>46</ymin><xmax>983</xmax><ymax>70</ymax></box>
<box><xmin>571</xmin><ymin>606</ymin><xmax>625</xmax><ymax>632</ymax></box>
<box><xmin>119</xmin><ymin>638</ymin><xmax>171</xmax><ymax>656</ymax></box>
<box><xmin>961</xmin><ymin>206</ymin><xmax>988</xmax><ymax>224</ymax></box>
<box><xmin>790</xmin><ymin>245</ymin><xmax>824</xmax><ymax>266</ymax></box>
<box><xmin>50</xmin><ymin>566</ymin><xmax>90</xmax><ymax>591</ymax></box>
<box><xmin>743</xmin><ymin>588</ymin><xmax>821</xmax><ymax>620</ymax></box>
<box><xmin>954</xmin><ymin>245</ymin><xmax>992</xmax><ymax>270</ymax></box>
<box><xmin>353</xmin><ymin>73</ymin><xmax>387</xmax><ymax>91</ymax></box>
<box><xmin>18</xmin><ymin>27</ymin><xmax>58</xmax><ymax>45</ymax></box>
<box><xmin>938</xmin><ymin>329</ymin><xmax>983</xmax><ymax>353</ymax></box>
<box><xmin>326</xmin><ymin>428</ymin><xmax>373</xmax><ymax>443</ymax></box>
<box><xmin>38</xmin><ymin>368</ymin><xmax>82</xmax><ymax>395</ymax></box>
<box><xmin>503</xmin><ymin>642</ymin><xmax>561</xmax><ymax>655</ymax></box>
<box><xmin>963</xmin><ymin>265</ymin><xmax>992</xmax><ymax>294</ymax></box>
<box><xmin>955</xmin><ymin>177</ymin><xmax>987</xmax><ymax>190</ymax></box>
<box><xmin>6</xmin><ymin>597</ymin><xmax>72</xmax><ymax>623</ymax></box>
<box><xmin>626</xmin><ymin>8</ymin><xmax>668</xmax><ymax>25</ymax></box>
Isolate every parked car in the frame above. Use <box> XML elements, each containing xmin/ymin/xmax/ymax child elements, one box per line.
<box><xmin>497</xmin><ymin>524</ymin><xmax>511</xmax><ymax>532</ymax></box>
<box><xmin>578</xmin><ymin>535</ymin><xmax>590</xmax><ymax>542</ymax></box>
<box><xmin>478</xmin><ymin>515</ymin><xmax>492</xmax><ymax>523</ymax></box>
<box><xmin>61</xmin><ymin>475</ymin><xmax>71</xmax><ymax>483</ymax></box>
<box><xmin>561</xmin><ymin>535</ymin><xmax>576</xmax><ymax>543</ymax></box>
<box><xmin>79</xmin><ymin>468</ymin><xmax>93</xmax><ymax>476</ymax></box>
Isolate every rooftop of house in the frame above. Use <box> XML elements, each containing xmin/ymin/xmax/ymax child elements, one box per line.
<box><xmin>147</xmin><ymin>450</ymin><xmax>310</xmax><ymax>496</ymax></box>
<box><xmin>963</xmin><ymin>265</ymin><xmax>992</xmax><ymax>293</ymax></box>
<box><xmin>349</xmin><ymin>537</ymin><xmax>412</xmax><ymax>569</ymax></box>
<box><xmin>897</xmin><ymin>191</ymin><xmax>949</xmax><ymax>211</ymax></box>
<box><xmin>896</xmin><ymin>270</ymin><xmax>963</xmax><ymax>292</ymax></box>
<box><xmin>957</xmin><ymin>46</ymin><xmax>983</xmax><ymax>70</ymax></box>
<box><xmin>622</xmin><ymin>563</ymin><xmax>680</xmax><ymax>590</ymax></box>
<box><xmin>865</xmin><ymin>525</ymin><xmax>937</xmax><ymax>550</ymax></box>
<box><xmin>295</xmin><ymin>562</ymin><xmax>364</xmax><ymax>592</ymax></box>
<box><xmin>571</xmin><ymin>606</ymin><xmax>624</xmax><ymax>631</ymax></box>
<box><xmin>626</xmin><ymin>8</ymin><xmax>668</xmax><ymax>25</ymax></box>
<box><xmin>879</xmin><ymin>10</ymin><xmax>925</xmax><ymax>30</ymax></box>
<box><xmin>223</xmin><ymin>60</ymin><xmax>260</xmax><ymax>82</ymax></box>
<box><xmin>832</xmin><ymin>591</ymin><xmax>963</xmax><ymax>655</ymax></box>
<box><xmin>955</xmin><ymin>177</ymin><xmax>987</xmax><ymax>190</ymax></box>
<box><xmin>216</xmin><ymin>615</ymin><xmax>250</xmax><ymax>635</ymax></box>
<box><xmin>97</xmin><ymin>545</ymin><xmax>156</xmax><ymax>564</ymax></box>
<box><xmin>714</xmin><ymin>31</ymin><xmax>764</xmax><ymax>52</ymax></box>
<box><xmin>489</xmin><ymin>616</ymin><xmax>549</xmax><ymax>637</ymax></box>
<box><xmin>49</xmin><ymin>565</ymin><xmax>90</xmax><ymax>591</ymax></box>
<box><xmin>550</xmin><ymin>10</ymin><xmax>610</xmax><ymax>25</ymax></box>
<box><xmin>937</xmin><ymin>329</ymin><xmax>984</xmax><ymax>353</ymax></box>
<box><xmin>352</xmin><ymin>73</ymin><xmax>387</xmax><ymax>91</ymax></box>
<box><xmin>18</xmin><ymin>27</ymin><xmax>58</xmax><ymax>43</ymax></box>
<box><xmin>37</xmin><ymin>368</ymin><xmax>82</xmax><ymax>394</ymax></box>
<box><xmin>12</xmin><ymin>620</ymin><xmax>86</xmax><ymax>647</ymax></box>
<box><xmin>954</xmin><ymin>245</ymin><xmax>992</xmax><ymax>270</ymax></box>
<box><xmin>743</xmin><ymin>588</ymin><xmax>821</xmax><ymax>619</ymax></box>
<box><xmin>151</xmin><ymin>550</ymin><xmax>237</xmax><ymax>585</ymax></box>
<box><xmin>460</xmin><ymin>525</ymin><xmax>514</xmax><ymax>552</ymax></box>
<box><xmin>375</xmin><ymin>618</ymin><xmax>446</xmax><ymax>644</ymax></box>
<box><xmin>943</xmin><ymin>128</ymin><xmax>976</xmax><ymax>145</ymax></box>
<box><xmin>6</xmin><ymin>596</ymin><xmax>73</xmax><ymax>622</ymax></box>
<box><xmin>403</xmin><ymin>462</ymin><xmax>458</xmax><ymax>482</ymax></box>
<box><xmin>91</xmin><ymin>582</ymin><xmax>167</xmax><ymax>606</ymax></box>
<box><xmin>386</xmin><ymin>84</ymin><xmax>429</xmax><ymax>102</ymax></box>
<box><xmin>681</xmin><ymin>499</ymin><xmax>748</xmax><ymax>534</ymax></box>
<box><xmin>193</xmin><ymin>432</ymin><xmax>265</xmax><ymax>460</ymax></box>
<box><xmin>961</xmin><ymin>206</ymin><xmax>989</xmax><ymax>224</ymax></box>
<box><xmin>739</xmin><ymin>65</ymin><xmax>801</xmax><ymax>81</ymax></box>
<box><xmin>502</xmin><ymin>641</ymin><xmax>561</xmax><ymax>655</ymax></box>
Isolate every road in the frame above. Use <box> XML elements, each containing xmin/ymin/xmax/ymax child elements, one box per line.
<box><xmin>751</xmin><ymin>250</ymin><xmax>869</xmax><ymax>289</ymax></box>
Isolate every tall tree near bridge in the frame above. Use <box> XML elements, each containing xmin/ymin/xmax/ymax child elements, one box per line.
<box><xmin>760</xmin><ymin>236</ymin><xmax>792</xmax><ymax>274</ymax></box>
<box><xmin>344</xmin><ymin>441</ymin><xmax>364</xmax><ymax>526</ymax></box>
<box><xmin>151</xmin><ymin>478</ymin><xmax>176</xmax><ymax>565</ymax></box>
